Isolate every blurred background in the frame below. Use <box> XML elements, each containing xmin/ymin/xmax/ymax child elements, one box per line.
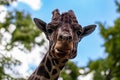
<box><xmin>0</xmin><ymin>0</ymin><xmax>120</xmax><ymax>80</ymax></box>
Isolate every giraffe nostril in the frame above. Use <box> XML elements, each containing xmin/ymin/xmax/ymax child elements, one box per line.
<box><xmin>68</xmin><ymin>36</ymin><xmax>72</xmax><ymax>41</ymax></box>
<box><xmin>58</xmin><ymin>35</ymin><xmax>63</xmax><ymax>40</ymax></box>
<box><xmin>58</xmin><ymin>34</ymin><xmax>72</xmax><ymax>41</ymax></box>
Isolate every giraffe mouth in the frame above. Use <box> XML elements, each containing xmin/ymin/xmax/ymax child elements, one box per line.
<box><xmin>55</xmin><ymin>48</ymin><xmax>71</xmax><ymax>54</ymax></box>
<box><xmin>54</xmin><ymin>40</ymin><xmax>73</xmax><ymax>57</ymax></box>
<box><xmin>55</xmin><ymin>48</ymin><xmax>71</xmax><ymax>57</ymax></box>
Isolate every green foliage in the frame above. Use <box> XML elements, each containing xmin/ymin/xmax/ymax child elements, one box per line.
<box><xmin>88</xmin><ymin>59</ymin><xmax>110</xmax><ymax>80</ymax></box>
<box><xmin>61</xmin><ymin>61</ymin><xmax>80</xmax><ymax>80</ymax></box>
<box><xmin>10</xmin><ymin>11</ymin><xmax>41</xmax><ymax>50</ymax></box>
<box><xmin>0</xmin><ymin>10</ymin><xmax>42</xmax><ymax>50</ymax></box>
<box><xmin>115</xmin><ymin>0</ymin><xmax>120</xmax><ymax>12</ymax></box>
<box><xmin>88</xmin><ymin>1</ymin><xmax>120</xmax><ymax>80</ymax></box>
<box><xmin>0</xmin><ymin>0</ymin><xmax>44</xmax><ymax>79</ymax></box>
<box><xmin>0</xmin><ymin>53</ymin><xmax>24</xmax><ymax>80</ymax></box>
<box><xmin>0</xmin><ymin>0</ymin><xmax>17</xmax><ymax>6</ymax></box>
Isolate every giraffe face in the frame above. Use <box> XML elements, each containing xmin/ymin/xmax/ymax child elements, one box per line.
<box><xmin>34</xmin><ymin>9</ymin><xmax>96</xmax><ymax>59</ymax></box>
<box><xmin>46</xmin><ymin>21</ymin><xmax>82</xmax><ymax>58</ymax></box>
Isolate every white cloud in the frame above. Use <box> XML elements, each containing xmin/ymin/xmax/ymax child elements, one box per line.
<box><xmin>10</xmin><ymin>46</ymin><xmax>43</xmax><ymax>77</ymax></box>
<box><xmin>0</xmin><ymin>0</ymin><xmax>42</xmax><ymax>23</ymax></box>
<box><xmin>0</xmin><ymin>5</ymin><xmax>7</xmax><ymax>23</ymax></box>
<box><xmin>11</xmin><ymin>1</ymin><xmax>18</xmax><ymax>7</ymax></box>
<box><xmin>78</xmin><ymin>71</ymin><xmax>94</xmax><ymax>80</ymax></box>
<box><xmin>11</xmin><ymin>0</ymin><xmax>42</xmax><ymax>10</ymax></box>
<box><xmin>8</xmin><ymin>33</ymin><xmax>48</xmax><ymax>78</ymax></box>
<box><xmin>18</xmin><ymin>0</ymin><xmax>42</xmax><ymax>10</ymax></box>
<box><xmin>0</xmin><ymin>31</ymin><xmax>48</xmax><ymax>78</ymax></box>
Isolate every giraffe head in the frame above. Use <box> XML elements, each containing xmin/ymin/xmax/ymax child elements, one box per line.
<box><xmin>34</xmin><ymin>9</ymin><xmax>96</xmax><ymax>59</ymax></box>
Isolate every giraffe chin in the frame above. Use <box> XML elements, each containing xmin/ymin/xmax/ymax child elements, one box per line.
<box><xmin>55</xmin><ymin>48</ymin><xmax>71</xmax><ymax>58</ymax></box>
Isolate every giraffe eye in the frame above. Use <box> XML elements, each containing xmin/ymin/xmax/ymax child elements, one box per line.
<box><xmin>77</xmin><ymin>30</ymin><xmax>82</xmax><ymax>36</ymax></box>
<box><xmin>47</xmin><ymin>28</ymin><xmax>53</xmax><ymax>34</ymax></box>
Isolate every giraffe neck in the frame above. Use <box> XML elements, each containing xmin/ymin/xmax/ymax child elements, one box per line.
<box><xmin>28</xmin><ymin>51</ymin><xmax>68</xmax><ymax>80</ymax></box>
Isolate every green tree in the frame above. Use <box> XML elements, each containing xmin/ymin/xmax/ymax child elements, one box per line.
<box><xmin>0</xmin><ymin>0</ymin><xmax>44</xmax><ymax>79</ymax></box>
<box><xmin>88</xmin><ymin>0</ymin><xmax>120</xmax><ymax>80</ymax></box>
<box><xmin>0</xmin><ymin>53</ymin><xmax>23</xmax><ymax>80</ymax></box>
<box><xmin>61</xmin><ymin>62</ymin><xmax>80</xmax><ymax>80</ymax></box>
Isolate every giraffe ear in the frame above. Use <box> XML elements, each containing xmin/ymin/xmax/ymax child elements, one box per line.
<box><xmin>34</xmin><ymin>18</ymin><xmax>47</xmax><ymax>33</ymax></box>
<box><xmin>81</xmin><ymin>25</ymin><xmax>96</xmax><ymax>37</ymax></box>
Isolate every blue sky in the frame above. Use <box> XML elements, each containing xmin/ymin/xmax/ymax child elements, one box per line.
<box><xmin>8</xmin><ymin>0</ymin><xmax>120</xmax><ymax>67</ymax></box>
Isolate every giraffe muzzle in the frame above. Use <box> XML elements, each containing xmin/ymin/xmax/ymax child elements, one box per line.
<box><xmin>58</xmin><ymin>34</ymin><xmax>72</xmax><ymax>42</ymax></box>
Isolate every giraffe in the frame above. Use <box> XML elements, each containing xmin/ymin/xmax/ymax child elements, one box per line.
<box><xmin>28</xmin><ymin>9</ymin><xmax>96</xmax><ymax>80</ymax></box>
